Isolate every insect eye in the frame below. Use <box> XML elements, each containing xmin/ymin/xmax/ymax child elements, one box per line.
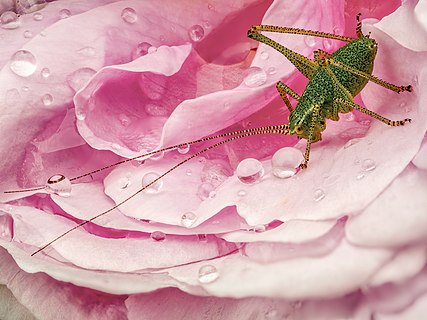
<box><xmin>295</xmin><ymin>125</ymin><xmax>303</xmax><ymax>133</ymax></box>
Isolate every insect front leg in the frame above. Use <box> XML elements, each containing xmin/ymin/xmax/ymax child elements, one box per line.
<box><xmin>276</xmin><ymin>81</ymin><xmax>301</xmax><ymax>113</ymax></box>
<box><xmin>334</xmin><ymin>98</ymin><xmax>411</xmax><ymax>126</ymax></box>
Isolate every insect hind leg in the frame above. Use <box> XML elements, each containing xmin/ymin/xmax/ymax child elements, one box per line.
<box><xmin>276</xmin><ymin>81</ymin><xmax>300</xmax><ymax>113</ymax></box>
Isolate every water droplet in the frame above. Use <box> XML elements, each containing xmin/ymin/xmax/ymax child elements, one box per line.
<box><xmin>76</xmin><ymin>109</ymin><xmax>86</xmax><ymax>120</ymax></box>
<box><xmin>362</xmin><ymin>159</ymin><xmax>376</xmax><ymax>172</ymax></box>
<box><xmin>77</xmin><ymin>46</ymin><xmax>96</xmax><ymax>57</ymax></box>
<box><xmin>45</xmin><ymin>174</ymin><xmax>72</xmax><ymax>197</ymax></box>
<box><xmin>260</xmin><ymin>51</ymin><xmax>269</xmax><ymax>60</ymax></box>
<box><xmin>10</xmin><ymin>50</ymin><xmax>37</xmax><ymax>77</ymax></box>
<box><xmin>198</xmin><ymin>265</ymin><xmax>219</xmax><ymax>283</ymax></box>
<box><xmin>119</xmin><ymin>113</ymin><xmax>131</xmax><ymax>127</ymax></box>
<box><xmin>111</xmin><ymin>143</ymin><xmax>121</xmax><ymax>151</ymax></box>
<box><xmin>118</xmin><ymin>175</ymin><xmax>131</xmax><ymax>189</ymax></box>
<box><xmin>345</xmin><ymin>112</ymin><xmax>355</xmax><ymax>121</ymax></box>
<box><xmin>177</xmin><ymin>143</ymin><xmax>190</xmax><ymax>154</ymax></box>
<box><xmin>304</xmin><ymin>36</ymin><xmax>317</xmax><ymax>47</ymax></box>
<box><xmin>208</xmin><ymin>3</ymin><xmax>215</xmax><ymax>10</ymax></box>
<box><xmin>236</xmin><ymin>158</ymin><xmax>264</xmax><ymax>184</ymax></box>
<box><xmin>40</xmin><ymin>67</ymin><xmax>50</xmax><ymax>79</ymax></box>
<box><xmin>185</xmin><ymin>169</ymin><xmax>192</xmax><ymax>176</ymax></box>
<box><xmin>132</xmin><ymin>42</ymin><xmax>152</xmax><ymax>59</ymax></box>
<box><xmin>66</xmin><ymin>67</ymin><xmax>96</xmax><ymax>92</ymax></box>
<box><xmin>181</xmin><ymin>212</ymin><xmax>197</xmax><ymax>228</ymax></box>
<box><xmin>1</xmin><ymin>11</ymin><xmax>20</xmax><ymax>29</ymax></box>
<box><xmin>356</xmin><ymin>172</ymin><xmax>365</xmax><ymax>180</ymax></box>
<box><xmin>243</xmin><ymin>67</ymin><xmax>267</xmax><ymax>87</ymax></box>
<box><xmin>267</xmin><ymin>67</ymin><xmax>277</xmax><ymax>75</ymax></box>
<box><xmin>313</xmin><ymin>189</ymin><xmax>325</xmax><ymax>202</ymax></box>
<box><xmin>188</xmin><ymin>24</ymin><xmax>204</xmax><ymax>42</ymax></box>
<box><xmin>252</xmin><ymin>224</ymin><xmax>266</xmax><ymax>233</ymax></box>
<box><xmin>5</xmin><ymin>88</ymin><xmax>20</xmax><ymax>106</ymax></box>
<box><xmin>41</xmin><ymin>93</ymin><xmax>53</xmax><ymax>106</ymax></box>
<box><xmin>22</xmin><ymin>86</ymin><xmax>29</xmax><ymax>92</ymax></box>
<box><xmin>197</xmin><ymin>182</ymin><xmax>215</xmax><ymax>200</ymax></box>
<box><xmin>412</xmin><ymin>75</ymin><xmax>418</xmax><ymax>87</ymax></box>
<box><xmin>150</xmin><ymin>231</ymin><xmax>165</xmax><ymax>241</ymax></box>
<box><xmin>121</xmin><ymin>7</ymin><xmax>137</xmax><ymax>24</ymax></box>
<box><xmin>271</xmin><ymin>147</ymin><xmax>304</xmax><ymax>179</ymax></box>
<box><xmin>202</xmin><ymin>20</ymin><xmax>210</xmax><ymax>29</ymax></box>
<box><xmin>147</xmin><ymin>46</ymin><xmax>157</xmax><ymax>54</ymax></box>
<box><xmin>33</xmin><ymin>12</ymin><xmax>43</xmax><ymax>21</ymax></box>
<box><xmin>237</xmin><ymin>190</ymin><xmax>246</xmax><ymax>197</ymax></box>
<box><xmin>323</xmin><ymin>39</ymin><xmax>333</xmax><ymax>51</ymax></box>
<box><xmin>343</xmin><ymin>138</ymin><xmax>361</xmax><ymax>149</ymax></box>
<box><xmin>59</xmin><ymin>8</ymin><xmax>71</xmax><ymax>19</ymax></box>
<box><xmin>142</xmin><ymin>172</ymin><xmax>163</xmax><ymax>194</ymax></box>
<box><xmin>23</xmin><ymin>30</ymin><xmax>33</xmax><ymax>38</ymax></box>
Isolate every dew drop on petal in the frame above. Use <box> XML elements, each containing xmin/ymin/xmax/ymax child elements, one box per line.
<box><xmin>345</xmin><ymin>112</ymin><xmax>355</xmax><ymax>121</ymax></box>
<box><xmin>150</xmin><ymin>231</ymin><xmax>165</xmax><ymax>241</ymax></box>
<box><xmin>77</xmin><ymin>46</ymin><xmax>96</xmax><ymax>57</ymax></box>
<box><xmin>111</xmin><ymin>143</ymin><xmax>121</xmax><ymax>151</ymax></box>
<box><xmin>208</xmin><ymin>3</ymin><xmax>215</xmax><ymax>10</ymax></box>
<box><xmin>41</xmin><ymin>93</ymin><xmax>53</xmax><ymax>106</ymax></box>
<box><xmin>188</xmin><ymin>24</ymin><xmax>204</xmax><ymax>42</ymax></box>
<box><xmin>237</xmin><ymin>158</ymin><xmax>264</xmax><ymax>184</ymax></box>
<box><xmin>10</xmin><ymin>50</ymin><xmax>37</xmax><ymax>77</ymax></box>
<box><xmin>66</xmin><ymin>67</ymin><xmax>96</xmax><ymax>92</ymax></box>
<box><xmin>45</xmin><ymin>174</ymin><xmax>72</xmax><ymax>197</ymax></box>
<box><xmin>23</xmin><ymin>30</ymin><xmax>33</xmax><ymax>38</ymax></box>
<box><xmin>252</xmin><ymin>224</ymin><xmax>266</xmax><ymax>233</ymax></box>
<box><xmin>118</xmin><ymin>176</ymin><xmax>131</xmax><ymax>190</ymax></box>
<box><xmin>197</xmin><ymin>182</ymin><xmax>215</xmax><ymax>200</ymax></box>
<box><xmin>362</xmin><ymin>159</ymin><xmax>376</xmax><ymax>172</ymax></box>
<box><xmin>1</xmin><ymin>11</ymin><xmax>20</xmax><ymax>29</ymax></box>
<box><xmin>202</xmin><ymin>20</ymin><xmax>210</xmax><ymax>29</ymax></box>
<box><xmin>304</xmin><ymin>36</ymin><xmax>317</xmax><ymax>47</ymax></box>
<box><xmin>177</xmin><ymin>143</ymin><xmax>190</xmax><ymax>154</ymax></box>
<box><xmin>59</xmin><ymin>9</ymin><xmax>71</xmax><ymax>19</ymax></box>
<box><xmin>237</xmin><ymin>190</ymin><xmax>246</xmax><ymax>197</ymax></box>
<box><xmin>198</xmin><ymin>265</ymin><xmax>219</xmax><ymax>283</ymax></box>
<box><xmin>142</xmin><ymin>172</ymin><xmax>163</xmax><ymax>194</ymax></box>
<box><xmin>40</xmin><ymin>67</ymin><xmax>50</xmax><ymax>79</ymax></box>
<box><xmin>260</xmin><ymin>51</ymin><xmax>269</xmax><ymax>60</ymax></box>
<box><xmin>132</xmin><ymin>42</ymin><xmax>152</xmax><ymax>59</ymax></box>
<box><xmin>356</xmin><ymin>172</ymin><xmax>365</xmax><ymax>180</ymax></box>
<box><xmin>119</xmin><ymin>113</ymin><xmax>131</xmax><ymax>127</ymax></box>
<box><xmin>323</xmin><ymin>39</ymin><xmax>333</xmax><ymax>51</ymax></box>
<box><xmin>76</xmin><ymin>109</ymin><xmax>86</xmax><ymax>121</ymax></box>
<box><xmin>121</xmin><ymin>7</ymin><xmax>137</xmax><ymax>24</ymax></box>
<box><xmin>266</xmin><ymin>67</ymin><xmax>277</xmax><ymax>75</ymax></box>
<box><xmin>271</xmin><ymin>147</ymin><xmax>304</xmax><ymax>179</ymax></box>
<box><xmin>243</xmin><ymin>67</ymin><xmax>267</xmax><ymax>87</ymax></box>
<box><xmin>185</xmin><ymin>169</ymin><xmax>192</xmax><ymax>176</ymax></box>
<box><xmin>313</xmin><ymin>188</ymin><xmax>325</xmax><ymax>202</ymax></box>
<box><xmin>33</xmin><ymin>12</ymin><xmax>43</xmax><ymax>21</ymax></box>
<box><xmin>181</xmin><ymin>212</ymin><xmax>197</xmax><ymax>228</ymax></box>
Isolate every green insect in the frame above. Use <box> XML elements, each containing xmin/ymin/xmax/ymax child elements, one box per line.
<box><xmin>5</xmin><ymin>14</ymin><xmax>413</xmax><ymax>255</ymax></box>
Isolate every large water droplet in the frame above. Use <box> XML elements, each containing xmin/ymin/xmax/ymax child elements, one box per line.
<box><xmin>181</xmin><ymin>212</ymin><xmax>197</xmax><ymax>228</ymax></box>
<box><xmin>121</xmin><ymin>7</ymin><xmax>138</xmax><ymax>24</ymax></box>
<box><xmin>59</xmin><ymin>8</ymin><xmax>71</xmax><ymax>19</ymax></box>
<box><xmin>132</xmin><ymin>42</ymin><xmax>152</xmax><ymax>59</ymax></box>
<box><xmin>188</xmin><ymin>25</ymin><xmax>204</xmax><ymax>42</ymax></box>
<box><xmin>5</xmin><ymin>89</ymin><xmax>20</xmax><ymax>106</ymax></box>
<box><xmin>236</xmin><ymin>158</ymin><xmax>264</xmax><ymax>184</ymax></box>
<box><xmin>10</xmin><ymin>50</ymin><xmax>37</xmax><ymax>77</ymax></box>
<box><xmin>150</xmin><ymin>231</ymin><xmax>165</xmax><ymax>241</ymax></box>
<box><xmin>40</xmin><ymin>67</ymin><xmax>50</xmax><ymax>79</ymax></box>
<box><xmin>41</xmin><ymin>93</ymin><xmax>53</xmax><ymax>106</ymax></box>
<box><xmin>313</xmin><ymin>189</ymin><xmax>325</xmax><ymax>202</ymax></box>
<box><xmin>1</xmin><ymin>11</ymin><xmax>20</xmax><ymax>29</ymax></box>
<box><xmin>271</xmin><ymin>147</ymin><xmax>304</xmax><ymax>178</ymax></box>
<box><xmin>362</xmin><ymin>159</ymin><xmax>376</xmax><ymax>172</ymax></box>
<box><xmin>243</xmin><ymin>67</ymin><xmax>267</xmax><ymax>87</ymax></box>
<box><xmin>198</xmin><ymin>265</ymin><xmax>219</xmax><ymax>283</ymax></box>
<box><xmin>177</xmin><ymin>143</ymin><xmax>190</xmax><ymax>154</ymax></box>
<box><xmin>142</xmin><ymin>172</ymin><xmax>163</xmax><ymax>194</ymax></box>
<box><xmin>197</xmin><ymin>182</ymin><xmax>215</xmax><ymax>201</ymax></box>
<box><xmin>33</xmin><ymin>12</ymin><xmax>43</xmax><ymax>21</ymax></box>
<box><xmin>45</xmin><ymin>174</ymin><xmax>72</xmax><ymax>197</ymax></box>
<box><xmin>66</xmin><ymin>67</ymin><xmax>96</xmax><ymax>92</ymax></box>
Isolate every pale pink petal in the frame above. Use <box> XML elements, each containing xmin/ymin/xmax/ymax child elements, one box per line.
<box><xmin>412</xmin><ymin>136</ymin><xmax>427</xmax><ymax>169</ymax></box>
<box><xmin>376</xmin><ymin>293</ymin><xmax>427</xmax><ymax>320</ymax></box>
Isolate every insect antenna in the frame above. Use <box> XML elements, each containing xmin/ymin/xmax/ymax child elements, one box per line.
<box><xmin>19</xmin><ymin>124</ymin><xmax>290</xmax><ymax>256</ymax></box>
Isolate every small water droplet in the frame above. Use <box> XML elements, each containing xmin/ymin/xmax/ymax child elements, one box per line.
<box><xmin>412</xmin><ymin>75</ymin><xmax>418</xmax><ymax>86</ymax></box>
<box><xmin>313</xmin><ymin>188</ymin><xmax>325</xmax><ymax>202</ymax></box>
<box><xmin>198</xmin><ymin>265</ymin><xmax>219</xmax><ymax>283</ymax></box>
<box><xmin>181</xmin><ymin>212</ymin><xmax>197</xmax><ymax>228</ymax></box>
<box><xmin>45</xmin><ymin>174</ymin><xmax>72</xmax><ymax>197</ymax></box>
<box><xmin>208</xmin><ymin>3</ymin><xmax>215</xmax><ymax>10</ymax></box>
<box><xmin>77</xmin><ymin>46</ymin><xmax>96</xmax><ymax>57</ymax></box>
<box><xmin>323</xmin><ymin>39</ymin><xmax>333</xmax><ymax>51</ymax></box>
<box><xmin>66</xmin><ymin>67</ymin><xmax>96</xmax><ymax>92</ymax></box>
<box><xmin>260</xmin><ymin>51</ymin><xmax>269</xmax><ymax>60</ymax></box>
<box><xmin>202</xmin><ymin>20</ymin><xmax>210</xmax><ymax>29</ymax></box>
<box><xmin>132</xmin><ymin>42</ymin><xmax>152</xmax><ymax>59</ymax></box>
<box><xmin>185</xmin><ymin>169</ymin><xmax>192</xmax><ymax>176</ymax></box>
<box><xmin>40</xmin><ymin>67</ymin><xmax>50</xmax><ymax>79</ymax></box>
<box><xmin>237</xmin><ymin>190</ymin><xmax>246</xmax><ymax>197</ymax></box>
<box><xmin>362</xmin><ymin>159</ymin><xmax>376</xmax><ymax>172</ymax></box>
<box><xmin>197</xmin><ymin>182</ymin><xmax>215</xmax><ymax>200</ymax></box>
<box><xmin>121</xmin><ymin>7</ymin><xmax>137</xmax><ymax>24</ymax></box>
<box><xmin>10</xmin><ymin>50</ymin><xmax>37</xmax><ymax>77</ymax></box>
<box><xmin>59</xmin><ymin>8</ymin><xmax>71</xmax><ymax>19</ymax></box>
<box><xmin>118</xmin><ymin>175</ymin><xmax>131</xmax><ymax>189</ymax></box>
<box><xmin>23</xmin><ymin>30</ymin><xmax>33</xmax><ymax>38</ymax></box>
<box><xmin>22</xmin><ymin>86</ymin><xmax>29</xmax><ymax>92</ymax></box>
<box><xmin>343</xmin><ymin>138</ymin><xmax>361</xmax><ymax>149</ymax></box>
<box><xmin>41</xmin><ymin>93</ymin><xmax>53</xmax><ymax>106</ymax></box>
<box><xmin>236</xmin><ymin>158</ymin><xmax>264</xmax><ymax>184</ymax></box>
<box><xmin>119</xmin><ymin>113</ymin><xmax>131</xmax><ymax>127</ymax></box>
<box><xmin>147</xmin><ymin>46</ymin><xmax>157</xmax><ymax>54</ymax></box>
<box><xmin>243</xmin><ymin>67</ymin><xmax>267</xmax><ymax>87</ymax></box>
<box><xmin>304</xmin><ymin>36</ymin><xmax>317</xmax><ymax>47</ymax></box>
<box><xmin>76</xmin><ymin>109</ymin><xmax>86</xmax><ymax>120</ymax></box>
<box><xmin>188</xmin><ymin>24</ymin><xmax>204</xmax><ymax>42</ymax></box>
<box><xmin>1</xmin><ymin>11</ymin><xmax>20</xmax><ymax>29</ymax></box>
<box><xmin>150</xmin><ymin>231</ymin><xmax>165</xmax><ymax>241</ymax></box>
<box><xmin>111</xmin><ymin>143</ymin><xmax>121</xmax><ymax>151</ymax></box>
<box><xmin>142</xmin><ymin>172</ymin><xmax>163</xmax><ymax>194</ymax></box>
<box><xmin>33</xmin><ymin>12</ymin><xmax>43</xmax><ymax>21</ymax></box>
<box><xmin>252</xmin><ymin>224</ymin><xmax>266</xmax><ymax>233</ymax></box>
<box><xmin>267</xmin><ymin>67</ymin><xmax>277</xmax><ymax>75</ymax></box>
<box><xmin>356</xmin><ymin>172</ymin><xmax>365</xmax><ymax>180</ymax></box>
<box><xmin>271</xmin><ymin>147</ymin><xmax>304</xmax><ymax>179</ymax></box>
<box><xmin>5</xmin><ymin>88</ymin><xmax>20</xmax><ymax>106</ymax></box>
<box><xmin>177</xmin><ymin>143</ymin><xmax>190</xmax><ymax>154</ymax></box>
<box><xmin>345</xmin><ymin>112</ymin><xmax>355</xmax><ymax>121</ymax></box>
